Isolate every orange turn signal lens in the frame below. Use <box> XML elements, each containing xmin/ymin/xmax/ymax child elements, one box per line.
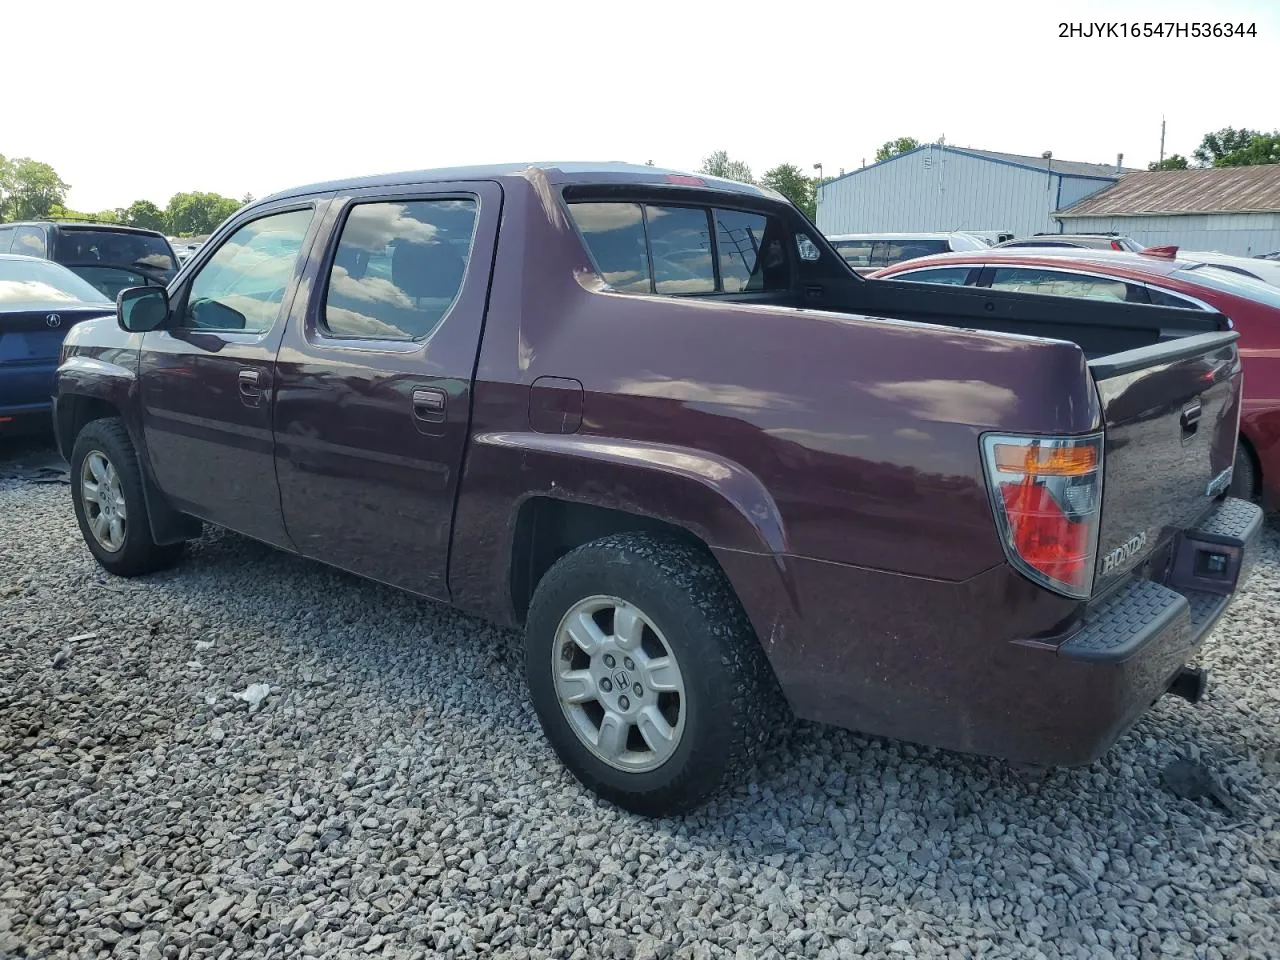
<box><xmin>992</xmin><ymin>443</ymin><xmax>1098</xmax><ymax>476</ymax></box>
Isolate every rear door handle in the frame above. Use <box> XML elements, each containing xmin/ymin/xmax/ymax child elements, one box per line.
<box><xmin>412</xmin><ymin>387</ymin><xmax>447</xmax><ymax>424</ymax></box>
<box><xmin>1180</xmin><ymin>400</ymin><xmax>1202</xmax><ymax>438</ymax></box>
<box><xmin>238</xmin><ymin>368</ymin><xmax>264</xmax><ymax>406</ymax></box>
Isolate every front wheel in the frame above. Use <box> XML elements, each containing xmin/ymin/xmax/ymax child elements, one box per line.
<box><xmin>70</xmin><ymin>418</ymin><xmax>184</xmax><ymax>576</ymax></box>
<box><xmin>525</xmin><ymin>533</ymin><xmax>782</xmax><ymax>816</ymax></box>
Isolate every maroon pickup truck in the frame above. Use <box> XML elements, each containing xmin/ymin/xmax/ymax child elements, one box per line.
<box><xmin>53</xmin><ymin>163</ymin><xmax>1261</xmax><ymax>815</ymax></box>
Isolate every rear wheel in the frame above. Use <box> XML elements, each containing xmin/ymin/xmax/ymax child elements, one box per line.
<box><xmin>1229</xmin><ymin>441</ymin><xmax>1259</xmax><ymax>501</ymax></box>
<box><xmin>525</xmin><ymin>533</ymin><xmax>782</xmax><ymax>816</ymax></box>
<box><xmin>70</xmin><ymin>418</ymin><xmax>184</xmax><ymax>576</ymax></box>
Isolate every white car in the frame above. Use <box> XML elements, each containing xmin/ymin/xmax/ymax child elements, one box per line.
<box><xmin>1174</xmin><ymin>249</ymin><xmax>1280</xmax><ymax>288</ymax></box>
<box><xmin>826</xmin><ymin>231</ymin><xmax>991</xmax><ymax>274</ymax></box>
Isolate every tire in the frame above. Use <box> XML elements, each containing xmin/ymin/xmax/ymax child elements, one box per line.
<box><xmin>525</xmin><ymin>532</ymin><xmax>782</xmax><ymax>816</ymax></box>
<box><xmin>69</xmin><ymin>418</ymin><xmax>184</xmax><ymax>577</ymax></box>
<box><xmin>1229</xmin><ymin>442</ymin><xmax>1259</xmax><ymax>501</ymax></box>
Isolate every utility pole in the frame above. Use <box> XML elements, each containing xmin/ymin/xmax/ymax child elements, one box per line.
<box><xmin>1160</xmin><ymin>116</ymin><xmax>1166</xmax><ymax>163</ymax></box>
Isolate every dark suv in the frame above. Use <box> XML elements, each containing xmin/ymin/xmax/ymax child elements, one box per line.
<box><xmin>0</xmin><ymin>221</ymin><xmax>179</xmax><ymax>300</ymax></box>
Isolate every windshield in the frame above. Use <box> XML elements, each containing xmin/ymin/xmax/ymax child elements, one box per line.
<box><xmin>0</xmin><ymin>257</ymin><xmax>112</xmax><ymax>307</ymax></box>
<box><xmin>55</xmin><ymin>229</ymin><xmax>177</xmax><ymax>276</ymax></box>
<box><xmin>1175</xmin><ymin>263</ymin><xmax>1280</xmax><ymax>309</ymax></box>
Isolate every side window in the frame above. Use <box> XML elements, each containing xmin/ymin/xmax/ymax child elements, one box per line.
<box><xmin>833</xmin><ymin>240</ymin><xmax>872</xmax><ymax>267</ymax></box>
<box><xmin>569</xmin><ymin>201</ymin><xmax>789</xmax><ymax>296</ymax></box>
<box><xmin>569</xmin><ymin>203</ymin><xmax>650</xmax><ymax>293</ymax></box>
<box><xmin>12</xmin><ymin>226</ymin><xmax>46</xmax><ymax>258</ymax></box>
<box><xmin>647</xmin><ymin>206</ymin><xmax>714</xmax><ymax>294</ymax></box>
<box><xmin>989</xmin><ymin>267</ymin><xmax>1130</xmax><ymax>302</ymax></box>
<box><xmin>0</xmin><ymin>226</ymin><xmax>14</xmax><ymax>252</ymax></box>
<box><xmin>714</xmin><ymin>209</ymin><xmax>765</xmax><ymax>292</ymax></box>
<box><xmin>179</xmin><ymin>208</ymin><xmax>314</xmax><ymax>333</ymax></box>
<box><xmin>891</xmin><ymin>267</ymin><xmax>974</xmax><ymax>285</ymax></box>
<box><xmin>322</xmin><ymin>199</ymin><xmax>478</xmax><ymax>340</ymax></box>
<box><xmin>1147</xmin><ymin>286</ymin><xmax>1206</xmax><ymax>309</ymax></box>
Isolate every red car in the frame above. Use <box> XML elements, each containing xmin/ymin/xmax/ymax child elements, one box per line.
<box><xmin>872</xmin><ymin>248</ymin><xmax>1280</xmax><ymax>503</ymax></box>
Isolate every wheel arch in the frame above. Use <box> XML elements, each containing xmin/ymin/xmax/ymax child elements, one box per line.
<box><xmin>450</xmin><ymin>431</ymin><xmax>794</xmax><ymax>633</ymax></box>
<box><xmin>59</xmin><ymin>390</ymin><xmax>201</xmax><ymax>546</ymax></box>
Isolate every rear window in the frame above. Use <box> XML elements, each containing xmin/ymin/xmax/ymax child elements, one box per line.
<box><xmin>1175</xmin><ymin>264</ymin><xmax>1280</xmax><ymax>310</ymax></box>
<box><xmin>873</xmin><ymin>239</ymin><xmax>949</xmax><ymax>266</ymax></box>
<box><xmin>834</xmin><ymin>238</ymin><xmax>950</xmax><ymax>267</ymax></box>
<box><xmin>989</xmin><ymin>267</ymin><xmax>1133</xmax><ymax>302</ymax></box>
<box><xmin>569</xmin><ymin>201</ymin><xmax>790</xmax><ymax>295</ymax></box>
<box><xmin>55</xmin><ymin>229</ymin><xmax>177</xmax><ymax>275</ymax></box>
<box><xmin>12</xmin><ymin>226</ymin><xmax>46</xmax><ymax>257</ymax></box>
<box><xmin>0</xmin><ymin>257</ymin><xmax>112</xmax><ymax>306</ymax></box>
<box><xmin>833</xmin><ymin>240</ymin><xmax>872</xmax><ymax>266</ymax></box>
<box><xmin>889</xmin><ymin>266</ymin><xmax>974</xmax><ymax>285</ymax></box>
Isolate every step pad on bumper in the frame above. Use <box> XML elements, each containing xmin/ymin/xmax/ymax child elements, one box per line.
<box><xmin>1061</xmin><ymin>579</ymin><xmax>1187</xmax><ymax>662</ymax></box>
<box><xmin>1060</xmin><ymin>497</ymin><xmax>1262</xmax><ymax>663</ymax></box>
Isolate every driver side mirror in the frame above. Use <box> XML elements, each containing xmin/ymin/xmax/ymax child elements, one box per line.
<box><xmin>117</xmin><ymin>286</ymin><xmax>170</xmax><ymax>332</ymax></box>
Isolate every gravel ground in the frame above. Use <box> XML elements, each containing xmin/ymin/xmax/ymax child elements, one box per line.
<box><xmin>2</xmin><ymin>439</ymin><xmax>1279</xmax><ymax>960</ymax></box>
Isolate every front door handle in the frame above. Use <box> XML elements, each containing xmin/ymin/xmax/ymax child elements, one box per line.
<box><xmin>412</xmin><ymin>386</ymin><xmax>447</xmax><ymax>424</ymax></box>
<box><xmin>238</xmin><ymin>368</ymin><xmax>264</xmax><ymax>406</ymax></box>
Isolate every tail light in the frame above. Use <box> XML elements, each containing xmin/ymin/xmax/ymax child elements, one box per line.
<box><xmin>981</xmin><ymin>433</ymin><xmax>1104</xmax><ymax>598</ymax></box>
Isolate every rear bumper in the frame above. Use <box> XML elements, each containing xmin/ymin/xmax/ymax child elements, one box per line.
<box><xmin>0</xmin><ymin>399</ymin><xmax>54</xmax><ymax>433</ymax></box>
<box><xmin>1</xmin><ymin>362</ymin><xmax>56</xmax><ymax>430</ymax></box>
<box><xmin>716</xmin><ymin>497</ymin><xmax>1263</xmax><ymax>767</ymax></box>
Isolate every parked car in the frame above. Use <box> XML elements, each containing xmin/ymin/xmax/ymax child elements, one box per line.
<box><xmin>0</xmin><ymin>255</ymin><xmax>114</xmax><ymax>433</ymax></box>
<box><xmin>54</xmin><ymin>163</ymin><xmax>1259</xmax><ymax>815</ymax></box>
<box><xmin>871</xmin><ymin>247</ymin><xmax>1280</xmax><ymax>504</ymax></box>
<box><xmin>0</xmin><ymin>221</ymin><xmax>179</xmax><ymax>300</ymax></box>
<box><xmin>958</xmin><ymin>230</ymin><xmax>1015</xmax><ymax>246</ymax></box>
<box><xmin>996</xmin><ymin>233</ymin><xmax>1146</xmax><ymax>252</ymax></box>
<box><xmin>826</xmin><ymin>231</ymin><xmax>989</xmax><ymax>274</ymax></box>
<box><xmin>169</xmin><ymin>237</ymin><xmax>206</xmax><ymax>264</ymax></box>
<box><xmin>1173</xmin><ymin>249</ymin><xmax>1280</xmax><ymax>287</ymax></box>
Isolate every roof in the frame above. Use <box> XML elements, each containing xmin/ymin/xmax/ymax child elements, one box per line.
<box><xmin>820</xmin><ymin>144</ymin><xmax>1134</xmax><ymax>189</ymax></box>
<box><xmin>826</xmin><ymin>232</ymin><xmax>981</xmax><ymax>241</ymax></box>
<box><xmin>4</xmin><ymin>220</ymin><xmax>168</xmax><ymax>236</ymax></box>
<box><xmin>1057</xmin><ymin>166</ymin><xmax>1280</xmax><ymax>218</ymax></box>
<box><xmin>264</xmin><ymin>162</ymin><xmax>775</xmax><ymax>204</ymax></box>
<box><xmin>870</xmin><ymin>247</ymin><xmax>1190</xmax><ymax>279</ymax></box>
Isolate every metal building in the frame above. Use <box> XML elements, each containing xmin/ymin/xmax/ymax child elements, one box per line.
<box><xmin>815</xmin><ymin>144</ymin><xmax>1128</xmax><ymax>238</ymax></box>
<box><xmin>1054</xmin><ymin>166</ymin><xmax>1280</xmax><ymax>256</ymax></box>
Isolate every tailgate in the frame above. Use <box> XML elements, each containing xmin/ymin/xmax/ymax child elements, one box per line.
<box><xmin>1090</xmin><ymin>332</ymin><xmax>1241</xmax><ymax>592</ymax></box>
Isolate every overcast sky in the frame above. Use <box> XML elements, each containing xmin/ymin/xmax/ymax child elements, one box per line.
<box><xmin>7</xmin><ymin>0</ymin><xmax>1278</xmax><ymax>212</ymax></box>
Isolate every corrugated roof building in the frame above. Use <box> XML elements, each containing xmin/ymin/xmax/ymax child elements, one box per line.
<box><xmin>815</xmin><ymin>143</ymin><xmax>1135</xmax><ymax>239</ymax></box>
<box><xmin>1055</xmin><ymin>166</ymin><xmax>1280</xmax><ymax>256</ymax></box>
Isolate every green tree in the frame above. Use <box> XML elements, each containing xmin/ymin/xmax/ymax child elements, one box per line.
<box><xmin>1193</xmin><ymin>128</ymin><xmax>1261</xmax><ymax>166</ymax></box>
<box><xmin>241</xmin><ymin>192</ymin><xmax>255</xmax><ymax>206</ymax></box>
<box><xmin>874</xmin><ymin>137</ymin><xmax>920</xmax><ymax>163</ymax></box>
<box><xmin>761</xmin><ymin>163</ymin><xmax>817</xmax><ymax>219</ymax></box>
<box><xmin>0</xmin><ymin>156</ymin><xmax>71</xmax><ymax>221</ymax></box>
<box><xmin>1148</xmin><ymin>154</ymin><xmax>1189</xmax><ymax>171</ymax></box>
<box><xmin>165</xmin><ymin>191</ymin><xmax>241</xmax><ymax>236</ymax></box>
<box><xmin>1217</xmin><ymin>134</ymin><xmax>1280</xmax><ymax>167</ymax></box>
<box><xmin>699</xmin><ymin>150</ymin><xmax>754</xmax><ymax>184</ymax></box>
<box><xmin>121</xmin><ymin>199</ymin><xmax>167</xmax><ymax>231</ymax></box>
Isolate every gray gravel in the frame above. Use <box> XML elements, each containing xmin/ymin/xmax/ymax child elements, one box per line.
<box><xmin>2</xmin><ymin>445</ymin><xmax>1279</xmax><ymax>960</ymax></box>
